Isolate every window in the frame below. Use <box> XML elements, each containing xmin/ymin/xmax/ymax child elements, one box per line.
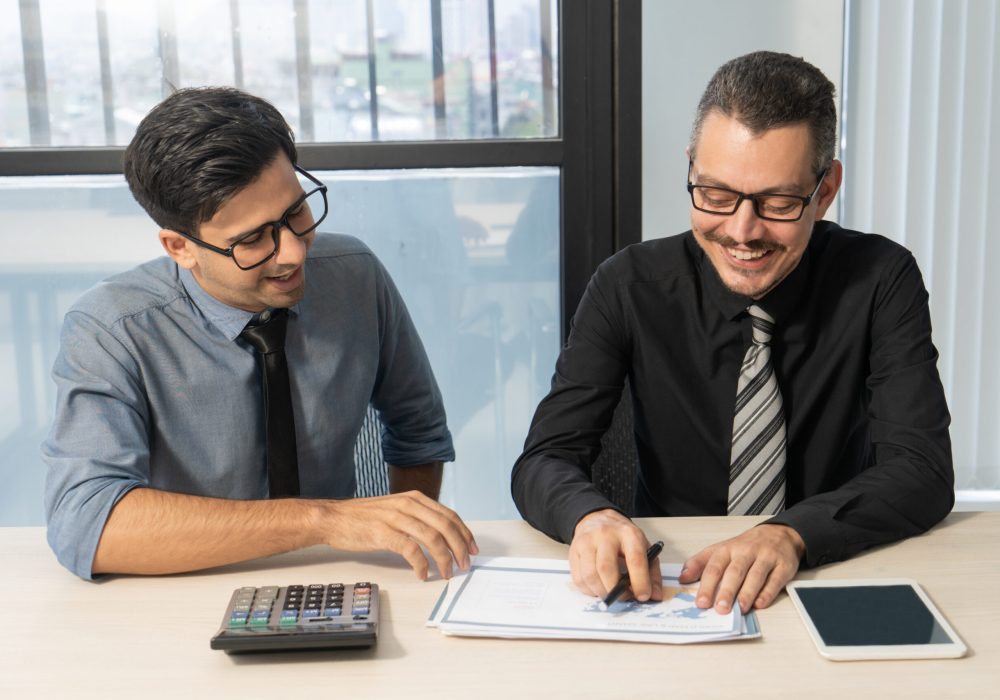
<box><xmin>0</xmin><ymin>0</ymin><xmax>639</xmax><ymax>524</ymax></box>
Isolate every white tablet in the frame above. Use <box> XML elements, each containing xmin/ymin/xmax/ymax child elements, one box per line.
<box><xmin>785</xmin><ymin>578</ymin><xmax>966</xmax><ymax>660</ymax></box>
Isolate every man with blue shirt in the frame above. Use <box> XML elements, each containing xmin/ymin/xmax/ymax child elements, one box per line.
<box><xmin>43</xmin><ymin>87</ymin><xmax>477</xmax><ymax>580</ymax></box>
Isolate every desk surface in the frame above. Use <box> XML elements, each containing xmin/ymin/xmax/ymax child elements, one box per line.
<box><xmin>3</xmin><ymin>513</ymin><xmax>998</xmax><ymax>699</ymax></box>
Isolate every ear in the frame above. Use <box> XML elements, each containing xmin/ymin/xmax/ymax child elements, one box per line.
<box><xmin>813</xmin><ymin>160</ymin><xmax>844</xmax><ymax>220</ymax></box>
<box><xmin>159</xmin><ymin>230</ymin><xmax>198</xmax><ymax>270</ymax></box>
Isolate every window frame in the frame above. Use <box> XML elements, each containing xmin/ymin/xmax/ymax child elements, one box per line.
<box><xmin>0</xmin><ymin>0</ymin><xmax>642</xmax><ymax>340</ymax></box>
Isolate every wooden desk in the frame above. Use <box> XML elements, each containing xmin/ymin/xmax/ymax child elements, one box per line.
<box><xmin>2</xmin><ymin>513</ymin><xmax>997</xmax><ymax>699</ymax></box>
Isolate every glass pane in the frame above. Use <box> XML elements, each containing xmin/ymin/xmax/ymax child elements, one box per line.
<box><xmin>0</xmin><ymin>166</ymin><xmax>560</xmax><ymax>524</ymax></box>
<box><xmin>0</xmin><ymin>2</ymin><xmax>29</xmax><ymax>146</ymax></box>
<box><xmin>0</xmin><ymin>0</ymin><xmax>558</xmax><ymax>148</ymax></box>
<box><xmin>39</xmin><ymin>0</ymin><xmax>104</xmax><ymax>146</ymax></box>
<box><xmin>105</xmin><ymin>1</ymin><xmax>160</xmax><ymax>144</ymax></box>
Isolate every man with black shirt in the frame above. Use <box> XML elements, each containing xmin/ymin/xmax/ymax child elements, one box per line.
<box><xmin>512</xmin><ymin>51</ymin><xmax>953</xmax><ymax>615</ymax></box>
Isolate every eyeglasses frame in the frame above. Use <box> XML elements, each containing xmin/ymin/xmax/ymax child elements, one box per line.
<box><xmin>174</xmin><ymin>165</ymin><xmax>328</xmax><ymax>270</ymax></box>
<box><xmin>686</xmin><ymin>160</ymin><xmax>829</xmax><ymax>223</ymax></box>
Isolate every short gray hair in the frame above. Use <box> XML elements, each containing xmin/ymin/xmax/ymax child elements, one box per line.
<box><xmin>689</xmin><ymin>51</ymin><xmax>837</xmax><ymax>175</ymax></box>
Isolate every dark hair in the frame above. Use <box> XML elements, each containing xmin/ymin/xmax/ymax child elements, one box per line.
<box><xmin>689</xmin><ymin>51</ymin><xmax>837</xmax><ymax>175</ymax></box>
<box><xmin>123</xmin><ymin>87</ymin><xmax>297</xmax><ymax>235</ymax></box>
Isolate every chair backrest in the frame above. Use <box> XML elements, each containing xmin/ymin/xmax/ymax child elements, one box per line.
<box><xmin>590</xmin><ymin>381</ymin><xmax>638</xmax><ymax>515</ymax></box>
<box><xmin>354</xmin><ymin>404</ymin><xmax>389</xmax><ymax>497</ymax></box>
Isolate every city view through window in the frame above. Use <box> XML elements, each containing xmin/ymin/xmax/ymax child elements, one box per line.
<box><xmin>1</xmin><ymin>0</ymin><xmax>558</xmax><ymax>147</ymax></box>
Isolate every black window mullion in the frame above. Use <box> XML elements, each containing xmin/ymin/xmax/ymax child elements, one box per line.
<box><xmin>559</xmin><ymin>0</ymin><xmax>615</xmax><ymax>340</ymax></box>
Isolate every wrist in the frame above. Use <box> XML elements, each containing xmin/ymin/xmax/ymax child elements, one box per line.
<box><xmin>573</xmin><ymin>507</ymin><xmax>629</xmax><ymax>540</ymax></box>
<box><xmin>298</xmin><ymin>498</ymin><xmax>340</xmax><ymax>548</ymax></box>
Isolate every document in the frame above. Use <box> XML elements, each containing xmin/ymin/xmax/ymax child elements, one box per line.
<box><xmin>427</xmin><ymin>557</ymin><xmax>760</xmax><ymax>644</ymax></box>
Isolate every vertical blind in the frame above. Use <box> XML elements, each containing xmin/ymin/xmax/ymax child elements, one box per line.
<box><xmin>841</xmin><ymin>0</ymin><xmax>1000</xmax><ymax>504</ymax></box>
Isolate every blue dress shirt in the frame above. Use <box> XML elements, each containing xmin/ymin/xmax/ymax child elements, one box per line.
<box><xmin>43</xmin><ymin>233</ymin><xmax>454</xmax><ymax>579</ymax></box>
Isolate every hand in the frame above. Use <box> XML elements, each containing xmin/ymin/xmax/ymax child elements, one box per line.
<box><xmin>569</xmin><ymin>509</ymin><xmax>663</xmax><ymax>602</ymax></box>
<box><xmin>310</xmin><ymin>491</ymin><xmax>478</xmax><ymax>580</ymax></box>
<box><xmin>679</xmin><ymin>524</ymin><xmax>805</xmax><ymax>614</ymax></box>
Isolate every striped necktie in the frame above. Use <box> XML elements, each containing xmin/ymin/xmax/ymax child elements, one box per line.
<box><xmin>727</xmin><ymin>305</ymin><xmax>786</xmax><ymax>515</ymax></box>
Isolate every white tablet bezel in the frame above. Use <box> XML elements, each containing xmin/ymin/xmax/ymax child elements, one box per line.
<box><xmin>785</xmin><ymin>578</ymin><xmax>966</xmax><ymax>661</ymax></box>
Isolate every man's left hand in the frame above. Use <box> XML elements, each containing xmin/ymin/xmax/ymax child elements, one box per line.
<box><xmin>678</xmin><ymin>524</ymin><xmax>805</xmax><ymax>614</ymax></box>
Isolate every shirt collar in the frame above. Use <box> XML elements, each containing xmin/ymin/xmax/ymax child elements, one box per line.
<box><xmin>690</xmin><ymin>222</ymin><xmax>820</xmax><ymax>325</ymax></box>
<box><xmin>178</xmin><ymin>267</ymin><xmax>256</xmax><ymax>341</ymax></box>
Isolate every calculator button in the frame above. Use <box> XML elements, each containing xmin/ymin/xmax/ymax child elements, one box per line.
<box><xmin>324</xmin><ymin>607</ymin><xmax>342</xmax><ymax>617</ymax></box>
<box><xmin>259</xmin><ymin>586</ymin><xmax>280</xmax><ymax>596</ymax></box>
<box><xmin>301</xmin><ymin>608</ymin><xmax>320</xmax><ymax>618</ymax></box>
<box><xmin>352</xmin><ymin>608</ymin><xmax>369</xmax><ymax>616</ymax></box>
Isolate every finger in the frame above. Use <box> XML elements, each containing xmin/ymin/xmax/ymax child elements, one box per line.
<box><xmin>389</xmin><ymin>495</ymin><xmax>474</xmax><ymax>573</ymax></box>
<box><xmin>386</xmin><ymin>531</ymin><xmax>430</xmax><ymax>580</ymax></box>
<box><xmin>712</xmin><ymin>552</ymin><xmax>753</xmax><ymax>614</ymax></box>
<box><xmin>394</xmin><ymin>494</ymin><xmax>477</xmax><ymax>568</ymax></box>
<box><xmin>649</xmin><ymin>557</ymin><xmax>664</xmax><ymax>601</ymax></box>
<box><xmin>680</xmin><ymin>548</ymin><xmax>709</xmax><ymax>584</ymax></box>
<box><xmin>569</xmin><ymin>543</ymin><xmax>587</xmax><ymax>593</ymax></box>
<box><xmin>736</xmin><ymin>559</ymin><xmax>773</xmax><ymax>614</ymax></box>
<box><xmin>378</xmin><ymin>508</ymin><xmax>458</xmax><ymax>579</ymax></box>
<box><xmin>595</xmin><ymin>540</ymin><xmax>624</xmax><ymax>596</ymax></box>
<box><xmin>694</xmin><ymin>550</ymin><xmax>729</xmax><ymax>609</ymax></box>
<box><xmin>622</xmin><ymin>539</ymin><xmax>654</xmax><ymax>601</ymax></box>
<box><xmin>753</xmin><ymin>560</ymin><xmax>798</xmax><ymax>609</ymax></box>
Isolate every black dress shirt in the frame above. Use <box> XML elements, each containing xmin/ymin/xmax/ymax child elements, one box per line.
<box><xmin>511</xmin><ymin>221</ymin><xmax>954</xmax><ymax>568</ymax></box>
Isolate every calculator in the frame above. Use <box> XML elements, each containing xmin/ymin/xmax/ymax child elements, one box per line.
<box><xmin>210</xmin><ymin>582</ymin><xmax>379</xmax><ymax>653</ymax></box>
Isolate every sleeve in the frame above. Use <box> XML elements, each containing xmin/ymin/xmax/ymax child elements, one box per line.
<box><xmin>767</xmin><ymin>251</ymin><xmax>955</xmax><ymax>567</ymax></box>
<box><xmin>41</xmin><ymin>311</ymin><xmax>150</xmax><ymax>580</ymax></box>
<box><xmin>511</xmin><ymin>258</ymin><xmax>631</xmax><ymax>544</ymax></box>
<box><xmin>368</xmin><ymin>257</ymin><xmax>455</xmax><ymax>466</ymax></box>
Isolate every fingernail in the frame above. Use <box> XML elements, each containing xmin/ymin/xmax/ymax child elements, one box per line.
<box><xmin>697</xmin><ymin>596</ymin><xmax>710</xmax><ymax>607</ymax></box>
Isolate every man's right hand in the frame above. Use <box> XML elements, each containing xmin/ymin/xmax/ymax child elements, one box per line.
<box><xmin>310</xmin><ymin>490</ymin><xmax>478</xmax><ymax>580</ymax></box>
<box><xmin>569</xmin><ymin>508</ymin><xmax>663</xmax><ymax>602</ymax></box>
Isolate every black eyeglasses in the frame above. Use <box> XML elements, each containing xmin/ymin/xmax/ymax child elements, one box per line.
<box><xmin>686</xmin><ymin>161</ymin><xmax>828</xmax><ymax>222</ymax></box>
<box><xmin>177</xmin><ymin>165</ymin><xmax>328</xmax><ymax>270</ymax></box>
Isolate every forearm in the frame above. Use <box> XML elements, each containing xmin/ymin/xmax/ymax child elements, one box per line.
<box><xmin>388</xmin><ymin>462</ymin><xmax>442</xmax><ymax>500</ymax></box>
<box><xmin>92</xmin><ymin>487</ymin><xmax>320</xmax><ymax>576</ymax></box>
<box><xmin>512</xmin><ymin>452</ymin><xmax>618</xmax><ymax>544</ymax></box>
<box><xmin>768</xmin><ymin>458</ymin><xmax>953</xmax><ymax>567</ymax></box>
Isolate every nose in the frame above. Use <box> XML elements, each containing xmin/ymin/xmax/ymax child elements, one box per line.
<box><xmin>724</xmin><ymin>197</ymin><xmax>766</xmax><ymax>244</ymax></box>
<box><xmin>273</xmin><ymin>225</ymin><xmax>310</xmax><ymax>266</ymax></box>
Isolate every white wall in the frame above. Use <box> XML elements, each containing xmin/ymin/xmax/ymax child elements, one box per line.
<box><xmin>642</xmin><ymin>0</ymin><xmax>844</xmax><ymax>240</ymax></box>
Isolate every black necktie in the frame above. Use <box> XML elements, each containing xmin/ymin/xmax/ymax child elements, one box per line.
<box><xmin>240</xmin><ymin>308</ymin><xmax>300</xmax><ymax>497</ymax></box>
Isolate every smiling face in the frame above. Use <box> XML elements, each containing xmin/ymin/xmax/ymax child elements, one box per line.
<box><xmin>688</xmin><ymin>110</ymin><xmax>840</xmax><ymax>299</ymax></box>
<box><xmin>159</xmin><ymin>152</ymin><xmax>314</xmax><ymax>312</ymax></box>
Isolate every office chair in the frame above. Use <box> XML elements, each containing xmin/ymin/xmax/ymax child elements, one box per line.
<box><xmin>353</xmin><ymin>404</ymin><xmax>389</xmax><ymax>497</ymax></box>
<box><xmin>590</xmin><ymin>380</ymin><xmax>638</xmax><ymax>515</ymax></box>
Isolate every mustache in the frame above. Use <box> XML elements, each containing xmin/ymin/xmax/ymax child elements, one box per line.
<box><xmin>701</xmin><ymin>229</ymin><xmax>785</xmax><ymax>252</ymax></box>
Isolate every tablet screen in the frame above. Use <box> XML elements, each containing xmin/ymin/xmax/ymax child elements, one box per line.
<box><xmin>794</xmin><ymin>585</ymin><xmax>954</xmax><ymax>646</ymax></box>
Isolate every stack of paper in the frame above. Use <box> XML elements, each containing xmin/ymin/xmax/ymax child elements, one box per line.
<box><xmin>427</xmin><ymin>556</ymin><xmax>760</xmax><ymax>644</ymax></box>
